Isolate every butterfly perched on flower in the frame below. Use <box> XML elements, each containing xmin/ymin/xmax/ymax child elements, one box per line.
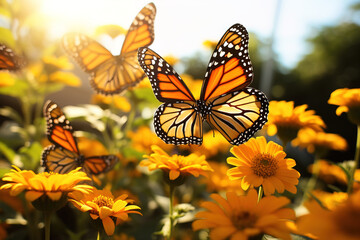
<box><xmin>41</xmin><ymin>100</ymin><xmax>118</xmax><ymax>175</ymax></box>
<box><xmin>62</xmin><ymin>2</ymin><xmax>156</xmax><ymax>95</ymax></box>
<box><xmin>0</xmin><ymin>43</ymin><xmax>24</xmax><ymax>71</ymax></box>
<box><xmin>138</xmin><ymin>23</ymin><xmax>268</xmax><ymax>145</ymax></box>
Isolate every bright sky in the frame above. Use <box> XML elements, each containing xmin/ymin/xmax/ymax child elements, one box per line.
<box><xmin>41</xmin><ymin>0</ymin><xmax>357</xmax><ymax>68</ymax></box>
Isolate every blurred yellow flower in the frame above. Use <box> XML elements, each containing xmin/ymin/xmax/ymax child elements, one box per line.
<box><xmin>127</xmin><ymin>126</ymin><xmax>174</xmax><ymax>154</ymax></box>
<box><xmin>0</xmin><ymin>166</ymin><xmax>92</xmax><ymax>203</ymax></box>
<box><xmin>140</xmin><ymin>145</ymin><xmax>213</xmax><ymax>181</ymax></box>
<box><xmin>227</xmin><ymin>136</ymin><xmax>300</xmax><ymax>196</ymax></box>
<box><xmin>48</xmin><ymin>71</ymin><xmax>81</xmax><ymax>87</ymax></box>
<box><xmin>92</xmin><ymin>94</ymin><xmax>131</xmax><ymax>112</ymax></box>
<box><xmin>307</xmin><ymin>190</ymin><xmax>348</xmax><ymax>210</ymax></box>
<box><xmin>163</xmin><ymin>55</ymin><xmax>179</xmax><ymax>66</ymax></box>
<box><xmin>182</xmin><ymin>74</ymin><xmax>202</xmax><ymax>100</ymax></box>
<box><xmin>42</xmin><ymin>55</ymin><xmax>73</xmax><ymax>70</ymax></box>
<box><xmin>266</xmin><ymin>101</ymin><xmax>326</xmax><ymax>144</ymax></box>
<box><xmin>69</xmin><ymin>188</ymin><xmax>141</xmax><ymax>236</ymax></box>
<box><xmin>292</xmin><ymin>128</ymin><xmax>347</xmax><ymax>155</ymax></box>
<box><xmin>0</xmin><ymin>72</ymin><xmax>15</xmax><ymax>87</ymax></box>
<box><xmin>328</xmin><ymin>88</ymin><xmax>360</xmax><ymax>125</ymax></box>
<box><xmin>297</xmin><ymin>190</ymin><xmax>360</xmax><ymax>240</ymax></box>
<box><xmin>202</xmin><ymin>40</ymin><xmax>217</xmax><ymax>50</ymax></box>
<box><xmin>77</xmin><ymin>137</ymin><xmax>110</xmax><ymax>157</ymax></box>
<box><xmin>95</xmin><ymin>24</ymin><xmax>126</xmax><ymax>38</ymax></box>
<box><xmin>180</xmin><ymin>131</ymin><xmax>231</xmax><ymax>158</ymax></box>
<box><xmin>192</xmin><ymin>189</ymin><xmax>296</xmax><ymax>240</ymax></box>
<box><xmin>202</xmin><ymin>161</ymin><xmax>244</xmax><ymax>194</ymax></box>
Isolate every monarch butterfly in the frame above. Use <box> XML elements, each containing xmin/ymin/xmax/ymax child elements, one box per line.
<box><xmin>0</xmin><ymin>43</ymin><xmax>24</xmax><ymax>71</ymax></box>
<box><xmin>62</xmin><ymin>2</ymin><xmax>156</xmax><ymax>95</ymax></box>
<box><xmin>138</xmin><ymin>23</ymin><xmax>269</xmax><ymax>145</ymax></box>
<box><xmin>41</xmin><ymin>100</ymin><xmax>118</xmax><ymax>175</ymax></box>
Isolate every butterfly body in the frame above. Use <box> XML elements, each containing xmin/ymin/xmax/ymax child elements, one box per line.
<box><xmin>42</xmin><ymin>100</ymin><xmax>118</xmax><ymax>175</ymax></box>
<box><xmin>138</xmin><ymin>23</ymin><xmax>269</xmax><ymax>146</ymax></box>
<box><xmin>62</xmin><ymin>3</ymin><xmax>156</xmax><ymax>95</ymax></box>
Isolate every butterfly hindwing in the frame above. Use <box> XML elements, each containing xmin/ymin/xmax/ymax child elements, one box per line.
<box><xmin>62</xmin><ymin>3</ymin><xmax>156</xmax><ymax>95</ymax></box>
<box><xmin>200</xmin><ymin>23</ymin><xmax>253</xmax><ymax>102</ymax></box>
<box><xmin>206</xmin><ymin>87</ymin><xmax>268</xmax><ymax>145</ymax></box>
<box><xmin>138</xmin><ymin>47</ymin><xmax>195</xmax><ymax>102</ymax></box>
<box><xmin>42</xmin><ymin>145</ymin><xmax>80</xmax><ymax>174</ymax></box>
<box><xmin>83</xmin><ymin>155</ymin><xmax>118</xmax><ymax>176</ymax></box>
<box><xmin>154</xmin><ymin>102</ymin><xmax>203</xmax><ymax>145</ymax></box>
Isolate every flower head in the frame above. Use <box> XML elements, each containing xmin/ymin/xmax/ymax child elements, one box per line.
<box><xmin>69</xmin><ymin>188</ymin><xmax>141</xmax><ymax>236</ymax></box>
<box><xmin>202</xmin><ymin>161</ymin><xmax>244</xmax><ymax>194</ymax></box>
<box><xmin>192</xmin><ymin>189</ymin><xmax>296</xmax><ymax>240</ymax></box>
<box><xmin>140</xmin><ymin>145</ymin><xmax>213</xmax><ymax>181</ymax></box>
<box><xmin>328</xmin><ymin>88</ymin><xmax>360</xmax><ymax>125</ymax></box>
<box><xmin>92</xmin><ymin>94</ymin><xmax>131</xmax><ymax>112</ymax></box>
<box><xmin>266</xmin><ymin>101</ymin><xmax>326</xmax><ymax>144</ymax></box>
<box><xmin>227</xmin><ymin>136</ymin><xmax>300</xmax><ymax>196</ymax></box>
<box><xmin>0</xmin><ymin>166</ymin><xmax>93</xmax><ymax>210</ymax></box>
<box><xmin>292</xmin><ymin>128</ymin><xmax>347</xmax><ymax>156</ymax></box>
<box><xmin>298</xmin><ymin>190</ymin><xmax>360</xmax><ymax>240</ymax></box>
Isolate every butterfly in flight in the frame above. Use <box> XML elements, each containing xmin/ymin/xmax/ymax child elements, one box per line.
<box><xmin>138</xmin><ymin>23</ymin><xmax>269</xmax><ymax>145</ymax></box>
<box><xmin>41</xmin><ymin>100</ymin><xmax>118</xmax><ymax>175</ymax></box>
<box><xmin>0</xmin><ymin>43</ymin><xmax>24</xmax><ymax>71</ymax></box>
<box><xmin>62</xmin><ymin>2</ymin><xmax>156</xmax><ymax>95</ymax></box>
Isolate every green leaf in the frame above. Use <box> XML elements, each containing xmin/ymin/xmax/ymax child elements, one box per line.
<box><xmin>18</xmin><ymin>141</ymin><xmax>43</xmax><ymax>169</ymax></box>
<box><xmin>0</xmin><ymin>78</ymin><xmax>29</xmax><ymax>98</ymax></box>
<box><xmin>0</xmin><ymin>106</ymin><xmax>22</xmax><ymax>124</ymax></box>
<box><xmin>0</xmin><ymin>141</ymin><xmax>16</xmax><ymax>163</ymax></box>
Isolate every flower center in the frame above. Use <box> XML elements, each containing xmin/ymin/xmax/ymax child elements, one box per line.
<box><xmin>232</xmin><ymin>211</ymin><xmax>257</xmax><ymax>230</ymax></box>
<box><xmin>92</xmin><ymin>195</ymin><xmax>114</xmax><ymax>208</ymax></box>
<box><xmin>251</xmin><ymin>153</ymin><xmax>278</xmax><ymax>178</ymax></box>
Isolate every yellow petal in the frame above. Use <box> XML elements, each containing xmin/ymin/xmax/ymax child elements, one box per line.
<box><xmin>99</xmin><ymin>206</ymin><xmax>113</xmax><ymax>219</ymax></box>
<box><xmin>25</xmin><ymin>191</ymin><xmax>43</xmax><ymax>202</ymax></box>
<box><xmin>169</xmin><ymin>170</ymin><xmax>180</xmax><ymax>180</ymax></box>
<box><xmin>46</xmin><ymin>192</ymin><xmax>63</xmax><ymax>201</ymax></box>
<box><xmin>102</xmin><ymin>217</ymin><xmax>115</xmax><ymax>236</ymax></box>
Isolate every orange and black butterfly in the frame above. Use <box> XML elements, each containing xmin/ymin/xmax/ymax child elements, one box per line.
<box><xmin>138</xmin><ymin>23</ymin><xmax>268</xmax><ymax>145</ymax></box>
<box><xmin>41</xmin><ymin>100</ymin><xmax>118</xmax><ymax>175</ymax></box>
<box><xmin>0</xmin><ymin>43</ymin><xmax>24</xmax><ymax>71</ymax></box>
<box><xmin>62</xmin><ymin>2</ymin><xmax>156</xmax><ymax>95</ymax></box>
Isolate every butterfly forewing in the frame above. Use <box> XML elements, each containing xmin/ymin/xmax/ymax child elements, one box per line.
<box><xmin>0</xmin><ymin>44</ymin><xmax>24</xmax><ymax>71</ymax></box>
<box><xmin>138</xmin><ymin>47</ymin><xmax>196</xmax><ymax>102</ymax></box>
<box><xmin>200</xmin><ymin>24</ymin><xmax>253</xmax><ymax>102</ymax></box>
<box><xmin>44</xmin><ymin>100</ymin><xmax>79</xmax><ymax>154</ymax></box>
<box><xmin>120</xmin><ymin>2</ymin><xmax>156</xmax><ymax>54</ymax></box>
<box><xmin>206</xmin><ymin>88</ymin><xmax>268</xmax><ymax>145</ymax></box>
<box><xmin>154</xmin><ymin>102</ymin><xmax>203</xmax><ymax>145</ymax></box>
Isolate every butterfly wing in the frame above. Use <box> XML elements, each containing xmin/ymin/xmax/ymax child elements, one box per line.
<box><xmin>41</xmin><ymin>145</ymin><xmax>80</xmax><ymax>174</ymax></box>
<box><xmin>138</xmin><ymin>47</ymin><xmax>196</xmax><ymax>102</ymax></box>
<box><xmin>83</xmin><ymin>155</ymin><xmax>119</xmax><ymax>176</ymax></box>
<box><xmin>43</xmin><ymin>100</ymin><xmax>79</xmax><ymax>154</ymax></box>
<box><xmin>206</xmin><ymin>87</ymin><xmax>268</xmax><ymax>145</ymax></box>
<box><xmin>0</xmin><ymin>44</ymin><xmax>23</xmax><ymax>70</ymax></box>
<box><xmin>200</xmin><ymin>24</ymin><xmax>253</xmax><ymax>102</ymax></box>
<box><xmin>154</xmin><ymin>102</ymin><xmax>203</xmax><ymax>145</ymax></box>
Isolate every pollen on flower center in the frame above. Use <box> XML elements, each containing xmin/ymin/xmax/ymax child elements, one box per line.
<box><xmin>251</xmin><ymin>153</ymin><xmax>278</xmax><ymax>178</ymax></box>
<box><xmin>232</xmin><ymin>211</ymin><xmax>257</xmax><ymax>230</ymax></box>
<box><xmin>93</xmin><ymin>195</ymin><xmax>114</xmax><ymax>208</ymax></box>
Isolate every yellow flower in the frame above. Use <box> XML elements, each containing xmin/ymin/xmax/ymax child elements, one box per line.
<box><xmin>95</xmin><ymin>24</ymin><xmax>126</xmax><ymax>38</ymax></box>
<box><xmin>127</xmin><ymin>126</ymin><xmax>174</xmax><ymax>154</ymax></box>
<box><xmin>202</xmin><ymin>161</ymin><xmax>244</xmax><ymax>194</ymax></box>
<box><xmin>328</xmin><ymin>88</ymin><xmax>360</xmax><ymax>125</ymax></box>
<box><xmin>307</xmin><ymin>190</ymin><xmax>348</xmax><ymax>210</ymax></box>
<box><xmin>227</xmin><ymin>136</ymin><xmax>300</xmax><ymax>196</ymax></box>
<box><xmin>266</xmin><ymin>101</ymin><xmax>326</xmax><ymax>144</ymax></box>
<box><xmin>292</xmin><ymin>128</ymin><xmax>347</xmax><ymax>155</ymax></box>
<box><xmin>297</xmin><ymin>190</ymin><xmax>360</xmax><ymax>240</ymax></box>
<box><xmin>163</xmin><ymin>55</ymin><xmax>179</xmax><ymax>66</ymax></box>
<box><xmin>140</xmin><ymin>145</ymin><xmax>213</xmax><ymax>181</ymax></box>
<box><xmin>69</xmin><ymin>188</ymin><xmax>141</xmax><ymax>236</ymax></box>
<box><xmin>42</xmin><ymin>55</ymin><xmax>73</xmax><ymax>70</ymax></box>
<box><xmin>0</xmin><ymin>72</ymin><xmax>15</xmax><ymax>87</ymax></box>
<box><xmin>182</xmin><ymin>74</ymin><xmax>203</xmax><ymax>100</ymax></box>
<box><xmin>202</xmin><ymin>40</ymin><xmax>218</xmax><ymax>50</ymax></box>
<box><xmin>92</xmin><ymin>94</ymin><xmax>131</xmax><ymax>112</ymax></box>
<box><xmin>48</xmin><ymin>71</ymin><xmax>81</xmax><ymax>87</ymax></box>
<box><xmin>0</xmin><ymin>166</ymin><xmax>92</xmax><ymax>203</ymax></box>
<box><xmin>192</xmin><ymin>189</ymin><xmax>296</xmax><ymax>240</ymax></box>
<box><xmin>180</xmin><ymin>131</ymin><xmax>231</xmax><ymax>159</ymax></box>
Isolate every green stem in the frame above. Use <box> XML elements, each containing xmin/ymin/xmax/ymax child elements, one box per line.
<box><xmin>44</xmin><ymin>210</ymin><xmax>53</xmax><ymax>240</ymax></box>
<box><xmin>257</xmin><ymin>186</ymin><xmax>263</xmax><ymax>203</ymax></box>
<box><xmin>169</xmin><ymin>183</ymin><xmax>176</xmax><ymax>240</ymax></box>
<box><xmin>302</xmin><ymin>157</ymin><xmax>320</xmax><ymax>203</ymax></box>
<box><xmin>347</xmin><ymin>125</ymin><xmax>360</xmax><ymax>194</ymax></box>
